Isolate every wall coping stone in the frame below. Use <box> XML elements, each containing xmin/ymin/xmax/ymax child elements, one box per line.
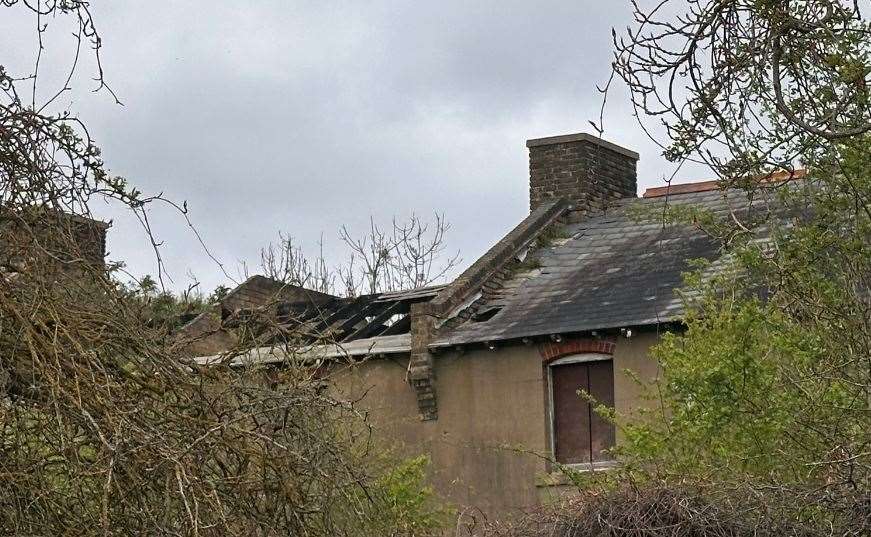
<box><xmin>526</xmin><ymin>132</ymin><xmax>640</xmax><ymax>160</ymax></box>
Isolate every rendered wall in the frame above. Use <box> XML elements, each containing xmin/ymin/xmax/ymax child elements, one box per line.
<box><xmin>328</xmin><ymin>331</ymin><xmax>662</xmax><ymax>519</ymax></box>
<box><xmin>612</xmin><ymin>331</ymin><xmax>662</xmax><ymax>442</ymax></box>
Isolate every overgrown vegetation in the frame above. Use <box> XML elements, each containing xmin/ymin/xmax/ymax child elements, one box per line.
<box><xmin>365</xmin><ymin>455</ymin><xmax>455</xmax><ymax>536</ymax></box>
<box><xmin>0</xmin><ymin>2</ymin><xmax>448</xmax><ymax>535</ymax></box>
<box><xmin>483</xmin><ymin>485</ymin><xmax>816</xmax><ymax>537</ymax></box>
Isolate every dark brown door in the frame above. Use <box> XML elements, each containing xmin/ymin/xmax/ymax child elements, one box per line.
<box><xmin>551</xmin><ymin>360</ymin><xmax>614</xmax><ymax>464</ymax></box>
<box><xmin>588</xmin><ymin>360</ymin><xmax>615</xmax><ymax>461</ymax></box>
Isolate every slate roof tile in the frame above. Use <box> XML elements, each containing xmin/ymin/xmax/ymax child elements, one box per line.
<box><xmin>431</xmin><ymin>186</ymin><xmax>781</xmax><ymax>347</ymax></box>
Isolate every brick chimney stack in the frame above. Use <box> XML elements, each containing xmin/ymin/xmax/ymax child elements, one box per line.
<box><xmin>527</xmin><ymin>133</ymin><xmax>639</xmax><ymax>220</ymax></box>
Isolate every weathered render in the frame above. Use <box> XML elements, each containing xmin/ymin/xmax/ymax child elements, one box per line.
<box><xmin>329</xmin><ymin>331</ymin><xmax>661</xmax><ymax>514</ymax></box>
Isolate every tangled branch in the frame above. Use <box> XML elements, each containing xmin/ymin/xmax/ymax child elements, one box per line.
<box><xmin>611</xmin><ymin>0</ymin><xmax>870</xmax><ymax>178</ymax></box>
<box><xmin>1</xmin><ymin>3</ymin><xmax>444</xmax><ymax>534</ymax></box>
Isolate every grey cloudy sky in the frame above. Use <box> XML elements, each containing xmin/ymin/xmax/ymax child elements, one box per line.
<box><xmin>3</xmin><ymin>1</ymin><xmax>710</xmax><ymax>293</ymax></box>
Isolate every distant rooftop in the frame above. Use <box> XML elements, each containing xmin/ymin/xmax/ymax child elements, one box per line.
<box><xmin>643</xmin><ymin>169</ymin><xmax>806</xmax><ymax>198</ymax></box>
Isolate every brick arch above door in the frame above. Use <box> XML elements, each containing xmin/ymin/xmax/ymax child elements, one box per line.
<box><xmin>538</xmin><ymin>337</ymin><xmax>615</xmax><ymax>363</ymax></box>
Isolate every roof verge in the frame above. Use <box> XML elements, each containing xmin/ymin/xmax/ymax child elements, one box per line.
<box><xmin>427</xmin><ymin>198</ymin><xmax>571</xmax><ymax>319</ymax></box>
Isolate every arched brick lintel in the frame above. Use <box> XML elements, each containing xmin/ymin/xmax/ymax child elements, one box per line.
<box><xmin>539</xmin><ymin>337</ymin><xmax>616</xmax><ymax>363</ymax></box>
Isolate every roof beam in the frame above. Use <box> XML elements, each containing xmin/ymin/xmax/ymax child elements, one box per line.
<box><xmin>330</xmin><ymin>296</ymin><xmax>382</xmax><ymax>339</ymax></box>
<box><xmin>309</xmin><ymin>295</ymin><xmax>376</xmax><ymax>334</ymax></box>
<box><xmin>343</xmin><ymin>300</ymin><xmax>407</xmax><ymax>342</ymax></box>
<box><xmin>378</xmin><ymin>313</ymin><xmax>411</xmax><ymax>336</ymax></box>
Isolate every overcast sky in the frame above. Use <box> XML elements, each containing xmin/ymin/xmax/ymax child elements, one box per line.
<box><xmin>3</xmin><ymin>1</ymin><xmax>711</xmax><ymax>293</ymax></box>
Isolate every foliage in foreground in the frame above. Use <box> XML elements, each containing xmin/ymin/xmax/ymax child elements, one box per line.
<box><xmin>0</xmin><ymin>2</ymin><xmax>449</xmax><ymax>535</ymax></box>
<box><xmin>0</xmin><ymin>261</ymin><xmax>447</xmax><ymax>535</ymax></box>
<box><xmin>613</xmin><ymin>142</ymin><xmax>869</xmax><ymax>534</ymax></box>
<box><xmin>364</xmin><ymin>455</ymin><xmax>455</xmax><ymax>537</ymax></box>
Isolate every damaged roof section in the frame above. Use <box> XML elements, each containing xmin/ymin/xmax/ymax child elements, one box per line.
<box><xmin>269</xmin><ymin>284</ymin><xmax>444</xmax><ymax>345</ymax></box>
<box><xmin>178</xmin><ymin>274</ymin><xmax>443</xmax><ymax>358</ymax></box>
<box><xmin>182</xmin><ymin>163</ymin><xmax>800</xmax><ymax>360</ymax></box>
<box><xmin>431</xmin><ymin>186</ymin><xmax>784</xmax><ymax>348</ymax></box>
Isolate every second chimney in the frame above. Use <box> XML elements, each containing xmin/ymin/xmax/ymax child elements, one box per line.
<box><xmin>527</xmin><ymin>133</ymin><xmax>638</xmax><ymax>220</ymax></box>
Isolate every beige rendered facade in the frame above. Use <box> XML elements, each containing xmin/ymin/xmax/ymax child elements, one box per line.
<box><xmin>328</xmin><ymin>330</ymin><xmax>662</xmax><ymax>517</ymax></box>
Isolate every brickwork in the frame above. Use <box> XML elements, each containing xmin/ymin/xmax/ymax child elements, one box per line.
<box><xmin>220</xmin><ymin>275</ymin><xmax>334</xmax><ymax>315</ymax></box>
<box><xmin>177</xmin><ymin>275</ymin><xmax>337</xmax><ymax>357</ymax></box>
<box><xmin>538</xmin><ymin>337</ymin><xmax>616</xmax><ymax>363</ymax></box>
<box><xmin>0</xmin><ymin>211</ymin><xmax>108</xmax><ymax>275</ymax></box>
<box><xmin>408</xmin><ymin>302</ymin><xmax>439</xmax><ymax>420</ymax></box>
<box><xmin>527</xmin><ymin>133</ymin><xmax>638</xmax><ymax>221</ymax></box>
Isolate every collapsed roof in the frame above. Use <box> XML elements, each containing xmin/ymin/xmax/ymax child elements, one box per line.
<box><xmin>179</xmin><ymin>275</ymin><xmax>443</xmax><ymax>359</ymax></box>
<box><xmin>268</xmin><ymin>284</ymin><xmax>445</xmax><ymax>344</ymax></box>
<box><xmin>185</xmin><ymin>180</ymin><xmax>789</xmax><ymax>361</ymax></box>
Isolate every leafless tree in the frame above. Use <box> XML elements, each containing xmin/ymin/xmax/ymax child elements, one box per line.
<box><xmin>339</xmin><ymin>213</ymin><xmax>460</xmax><ymax>296</ymax></box>
<box><xmin>260</xmin><ymin>232</ymin><xmax>335</xmax><ymax>294</ymax></box>
<box><xmin>260</xmin><ymin>213</ymin><xmax>460</xmax><ymax>297</ymax></box>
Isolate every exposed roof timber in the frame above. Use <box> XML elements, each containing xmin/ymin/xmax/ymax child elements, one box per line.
<box><xmin>378</xmin><ymin>313</ymin><xmax>411</xmax><ymax>336</ymax></box>
<box><xmin>277</xmin><ymin>298</ymin><xmax>339</xmax><ymax>325</ymax></box>
<box><xmin>375</xmin><ymin>284</ymin><xmax>447</xmax><ymax>302</ymax></box>
<box><xmin>309</xmin><ymin>295</ymin><xmax>373</xmax><ymax>334</ymax></box>
<box><xmin>330</xmin><ymin>296</ymin><xmax>383</xmax><ymax>337</ymax></box>
<box><xmin>252</xmin><ymin>287</ymin><xmax>436</xmax><ymax>348</ymax></box>
<box><xmin>343</xmin><ymin>300</ymin><xmax>407</xmax><ymax>342</ymax></box>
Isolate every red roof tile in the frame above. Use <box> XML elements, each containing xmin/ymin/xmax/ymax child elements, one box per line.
<box><xmin>643</xmin><ymin>169</ymin><xmax>807</xmax><ymax>198</ymax></box>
